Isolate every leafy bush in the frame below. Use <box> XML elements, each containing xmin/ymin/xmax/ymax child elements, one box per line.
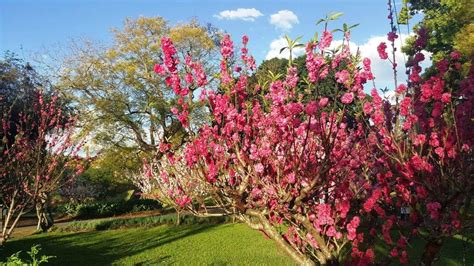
<box><xmin>51</xmin><ymin>214</ymin><xmax>231</xmax><ymax>232</ymax></box>
<box><xmin>0</xmin><ymin>245</ymin><xmax>54</xmax><ymax>266</ymax></box>
<box><xmin>54</xmin><ymin>198</ymin><xmax>162</xmax><ymax>219</ymax></box>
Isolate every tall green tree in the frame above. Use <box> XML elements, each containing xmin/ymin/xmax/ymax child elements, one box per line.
<box><xmin>401</xmin><ymin>0</ymin><xmax>473</xmax><ymax>73</ymax></box>
<box><xmin>56</xmin><ymin>17</ymin><xmax>220</xmax><ymax>174</ymax></box>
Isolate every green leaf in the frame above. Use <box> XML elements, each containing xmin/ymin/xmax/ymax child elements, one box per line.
<box><xmin>279</xmin><ymin>47</ymin><xmax>288</xmax><ymax>54</ymax></box>
<box><xmin>349</xmin><ymin>23</ymin><xmax>360</xmax><ymax>30</ymax></box>
<box><xmin>294</xmin><ymin>35</ymin><xmax>303</xmax><ymax>43</ymax></box>
<box><xmin>312</xmin><ymin>32</ymin><xmax>319</xmax><ymax>43</ymax></box>
<box><xmin>328</xmin><ymin>12</ymin><xmax>344</xmax><ymax>21</ymax></box>
<box><xmin>315</xmin><ymin>18</ymin><xmax>325</xmax><ymax>25</ymax></box>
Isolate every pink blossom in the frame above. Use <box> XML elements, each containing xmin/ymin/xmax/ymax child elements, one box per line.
<box><xmin>286</xmin><ymin>173</ymin><xmax>296</xmax><ymax>184</ymax></box>
<box><xmin>363</xmin><ymin>58</ymin><xmax>371</xmax><ymax>71</ymax></box>
<box><xmin>450</xmin><ymin>51</ymin><xmax>461</xmax><ymax>60</ymax></box>
<box><xmin>305</xmin><ymin>101</ymin><xmax>318</xmax><ymax>115</ymax></box>
<box><xmin>220</xmin><ymin>34</ymin><xmax>234</xmax><ymax>60</ymax></box>
<box><xmin>435</xmin><ymin>147</ymin><xmax>445</xmax><ymax>158</ymax></box>
<box><xmin>326</xmin><ymin>226</ymin><xmax>337</xmax><ymax>237</ymax></box>
<box><xmin>347</xmin><ymin>216</ymin><xmax>360</xmax><ymax>240</ymax></box>
<box><xmin>413</xmin><ymin>134</ymin><xmax>426</xmax><ymax>146</ymax></box>
<box><xmin>341</xmin><ymin>92</ymin><xmax>354</xmax><ymax>104</ymax></box>
<box><xmin>242</xmin><ymin>35</ymin><xmax>249</xmax><ymax>46</ymax></box>
<box><xmin>429</xmin><ymin>132</ymin><xmax>440</xmax><ymax>147</ymax></box>
<box><xmin>335</xmin><ymin>70</ymin><xmax>350</xmax><ymax>85</ymax></box>
<box><xmin>153</xmin><ymin>64</ymin><xmax>166</xmax><ymax>75</ymax></box>
<box><xmin>255</xmin><ymin>163</ymin><xmax>264</xmax><ymax>174</ymax></box>
<box><xmin>387</xmin><ymin>31</ymin><xmax>398</xmax><ymax>42</ymax></box>
<box><xmin>363</xmin><ymin>102</ymin><xmax>373</xmax><ymax>115</ymax></box>
<box><xmin>336</xmin><ymin>200</ymin><xmax>350</xmax><ymax>219</ymax></box>
<box><xmin>285</xmin><ymin>67</ymin><xmax>299</xmax><ymax>88</ymax></box>
<box><xmin>161</xmin><ymin>37</ymin><xmax>178</xmax><ymax>73</ymax></box>
<box><xmin>319</xmin><ymin>30</ymin><xmax>333</xmax><ymax>50</ymax></box>
<box><xmin>427</xmin><ymin>202</ymin><xmax>441</xmax><ymax>220</ymax></box>
<box><xmin>176</xmin><ymin>195</ymin><xmax>192</xmax><ymax>208</ymax></box>
<box><xmin>441</xmin><ymin>92</ymin><xmax>451</xmax><ymax>103</ymax></box>
<box><xmin>395</xmin><ymin>84</ymin><xmax>407</xmax><ymax>94</ymax></box>
<box><xmin>390</xmin><ymin>248</ymin><xmax>398</xmax><ymax>258</ymax></box>
<box><xmin>400</xmin><ymin>251</ymin><xmax>408</xmax><ymax>264</ymax></box>
<box><xmin>400</xmin><ymin>97</ymin><xmax>411</xmax><ymax>116</ymax></box>
<box><xmin>377</xmin><ymin>42</ymin><xmax>388</xmax><ymax>60</ymax></box>
<box><xmin>319</xmin><ymin>97</ymin><xmax>329</xmax><ymax>108</ymax></box>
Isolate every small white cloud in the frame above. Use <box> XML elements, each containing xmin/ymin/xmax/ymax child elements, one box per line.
<box><xmin>265</xmin><ymin>36</ymin><xmax>305</xmax><ymax>60</ymax></box>
<box><xmin>214</xmin><ymin>8</ymin><xmax>263</xmax><ymax>21</ymax></box>
<box><xmin>270</xmin><ymin>10</ymin><xmax>299</xmax><ymax>31</ymax></box>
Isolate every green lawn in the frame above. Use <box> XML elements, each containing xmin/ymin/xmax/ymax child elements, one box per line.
<box><xmin>1</xmin><ymin>222</ymin><xmax>473</xmax><ymax>265</ymax></box>
<box><xmin>0</xmin><ymin>223</ymin><xmax>294</xmax><ymax>265</ymax></box>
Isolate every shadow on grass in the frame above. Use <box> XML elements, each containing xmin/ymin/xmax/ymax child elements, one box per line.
<box><xmin>0</xmin><ymin>224</ymin><xmax>218</xmax><ymax>265</ymax></box>
<box><xmin>374</xmin><ymin>230</ymin><xmax>474</xmax><ymax>265</ymax></box>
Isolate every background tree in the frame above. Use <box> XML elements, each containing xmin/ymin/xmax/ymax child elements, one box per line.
<box><xmin>55</xmin><ymin>17</ymin><xmax>220</xmax><ymax>179</ymax></box>
<box><xmin>0</xmin><ymin>54</ymin><xmax>84</xmax><ymax>241</ymax></box>
<box><xmin>60</xmin><ymin>150</ymin><xmax>134</xmax><ymax>202</ymax></box>
<box><xmin>249</xmin><ymin>57</ymin><xmax>289</xmax><ymax>88</ymax></box>
<box><xmin>0</xmin><ymin>53</ymin><xmax>82</xmax><ymax>234</ymax></box>
<box><xmin>401</xmin><ymin>0</ymin><xmax>473</xmax><ymax>75</ymax></box>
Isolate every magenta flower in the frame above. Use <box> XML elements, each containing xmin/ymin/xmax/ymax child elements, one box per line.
<box><xmin>377</xmin><ymin>42</ymin><xmax>388</xmax><ymax>60</ymax></box>
<box><xmin>341</xmin><ymin>92</ymin><xmax>354</xmax><ymax>104</ymax></box>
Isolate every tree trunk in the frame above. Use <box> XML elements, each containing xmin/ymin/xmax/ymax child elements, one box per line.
<box><xmin>36</xmin><ymin>205</ymin><xmax>54</xmax><ymax>232</ymax></box>
<box><xmin>1</xmin><ymin>206</ymin><xmax>25</xmax><ymax>246</ymax></box>
<box><xmin>176</xmin><ymin>211</ymin><xmax>181</xmax><ymax>226</ymax></box>
<box><xmin>421</xmin><ymin>237</ymin><xmax>443</xmax><ymax>265</ymax></box>
<box><xmin>36</xmin><ymin>195</ymin><xmax>54</xmax><ymax>232</ymax></box>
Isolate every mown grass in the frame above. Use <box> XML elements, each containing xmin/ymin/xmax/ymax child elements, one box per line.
<box><xmin>1</xmin><ymin>219</ymin><xmax>473</xmax><ymax>265</ymax></box>
<box><xmin>0</xmin><ymin>223</ymin><xmax>295</xmax><ymax>265</ymax></box>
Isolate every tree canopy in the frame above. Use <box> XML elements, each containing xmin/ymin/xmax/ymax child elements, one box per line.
<box><xmin>56</xmin><ymin>17</ymin><xmax>221</xmax><ymax>173</ymax></box>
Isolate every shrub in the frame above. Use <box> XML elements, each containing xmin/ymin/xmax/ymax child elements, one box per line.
<box><xmin>54</xmin><ymin>198</ymin><xmax>162</xmax><ymax>219</ymax></box>
<box><xmin>51</xmin><ymin>214</ymin><xmax>231</xmax><ymax>232</ymax></box>
<box><xmin>0</xmin><ymin>245</ymin><xmax>54</xmax><ymax>266</ymax></box>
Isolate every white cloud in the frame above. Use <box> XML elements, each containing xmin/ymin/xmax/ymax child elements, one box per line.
<box><xmin>265</xmin><ymin>36</ymin><xmax>305</xmax><ymax>60</ymax></box>
<box><xmin>358</xmin><ymin>35</ymin><xmax>408</xmax><ymax>90</ymax></box>
<box><xmin>214</xmin><ymin>8</ymin><xmax>263</xmax><ymax>21</ymax></box>
<box><xmin>269</xmin><ymin>10</ymin><xmax>299</xmax><ymax>31</ymax></box>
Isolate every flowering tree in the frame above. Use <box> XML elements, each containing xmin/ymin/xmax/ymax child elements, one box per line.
<box><xmin>141</xmin><ymin>20</ymin><xmax>388</xmax><ymax>264</ymax></box>
<box><xmin>0</xmin><ymin>91</ymin><xmax>84</xmax><ymax>243</ymax></box>
<box><xmin>138</xmin><ymin>7</ymin><xmax>473</xmax><ymax>264</ymax></box>
<box><xmin>360</xmin><ymin>5</ymin><xmax>474</xmax><ymax>262</ymax></box>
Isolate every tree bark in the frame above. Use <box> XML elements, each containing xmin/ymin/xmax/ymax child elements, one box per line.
<box><xmin>36</xmin><ymin>203</ymin><xmax>54</xmax><ymax>232</ymax></box>
<box><xmin>36</xmin><ymin>194</ymin><xmax>54</xmax><ymax>232</ymax></box>
<box><xmin>1</xmin><ymin>207</ymin><xmax>25</xmax><ymax>246</ymax></box>
<box><xmin>421</xmin><ymin>237</ymin><xmax>443</xmax><ymax>265</ymax></box>
<box><xmin>176</xmin><ymin>210</ymin><xmax>181</xmax><ymax>226</ymax></box>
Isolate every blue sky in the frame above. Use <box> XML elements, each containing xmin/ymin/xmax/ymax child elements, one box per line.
<box><xmin>0</xmin><ymin>0</ymin><xmax>420</xmax><ymax>89</ymax></box>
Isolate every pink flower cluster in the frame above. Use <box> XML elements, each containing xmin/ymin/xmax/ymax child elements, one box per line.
<box><xmin>148</xmin><ymin>15</ymin><xmax>473</xmax><ymax>264</ymax></box>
